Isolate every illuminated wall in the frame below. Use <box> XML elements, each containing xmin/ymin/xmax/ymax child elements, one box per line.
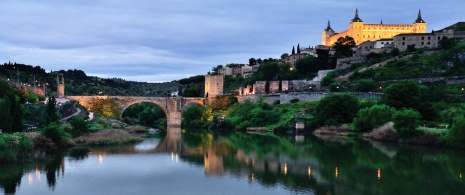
<box><xmin>323</xmin><ymin>10</ymin><xmax>427</xmax><ymax>46</ymax></box>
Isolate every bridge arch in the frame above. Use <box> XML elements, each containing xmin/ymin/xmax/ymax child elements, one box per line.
<box><xmin>67</xmin><ymin>96</ymin><xmax>207</xmax><ymax>128</ymax></box>
<box><xmin>120</xmin><ymin>100</ymin><xmax>169</xmax><ymax>119</ymax></box>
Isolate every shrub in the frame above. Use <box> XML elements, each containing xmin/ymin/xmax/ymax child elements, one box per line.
<box><xmin>353</xmin><ymin>104</ymin><xmax>396</xmax><ymax>132</ymax></box>
<box><xmin>69</xmin><ymin>117</ymin><xmax>89</xmax><ymax>137</ymax></box>
<box><xmin>440</xmin><ymin>107</ymin><xmax>465</xmax><ymax>127</ymax></box>
<box><xmin>447</xmin><ymin>115</ymin><xmax>465</xmax><ymax>144</ymax></box>
<box><xmin>393</xmin><ymin>109</ymin><xmax>421</xmax><ymax>136</ymax></box>
<box><xmin>41</xmin><ymin>122</ymin><xmax>65</xmax><ymax>144</ymax></box>
<box><xmin>290</xmin><ymin>98</ymin><xmax>299</xmax><ymax>103</ymax></box>
<box><xmin>315</xmin><ymin>93</ymin><xmax>359</xmax><ymax>126</ymax></box>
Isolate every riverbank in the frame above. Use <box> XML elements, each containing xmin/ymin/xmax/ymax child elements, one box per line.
<box><xmin>313</xmin><ymin>122</ymin><xmax>447</xmax><ymax>147</ymax></box>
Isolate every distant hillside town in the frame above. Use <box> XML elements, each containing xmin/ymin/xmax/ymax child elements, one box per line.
<box><xmin>205</xmin><ymin>9</ymin><xmax>465</xmax><ymax>97</ymax></box>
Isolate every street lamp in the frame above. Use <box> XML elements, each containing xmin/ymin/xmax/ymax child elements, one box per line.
<box><xmin>13</xmin><ymin>66</ymin><xmax>19</xmax><ymax>83</ymax></box>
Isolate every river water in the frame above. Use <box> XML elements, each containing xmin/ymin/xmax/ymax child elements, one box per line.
<box><xmin>1</xmin><ymin>128</ymin><xmax>465</xmax><ymax>194</ymax></box>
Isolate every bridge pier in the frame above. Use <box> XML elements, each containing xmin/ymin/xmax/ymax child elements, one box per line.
<box><xmin>167</xmin><ymin>111</ymin><xmax>182</xmax><ymax>127</ymax></box>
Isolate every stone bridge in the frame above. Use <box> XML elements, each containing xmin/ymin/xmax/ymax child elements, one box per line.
<box><xmin>67</xmin><ymin>96</ymin><xmax>206</xmax><ymax>127</ymax></box>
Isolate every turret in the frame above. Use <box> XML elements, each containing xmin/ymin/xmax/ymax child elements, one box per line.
<box><xmin>349</xmin><ymin>8</ymin><xmax>364</xmax><ymax>44</ymax></box>
<box><xmin>322</xmin><ymin>20</ymin><xmax>335</xmax><ymax>46</ymax></box>
<box><xmin>351</xmin><ymin>8</ymin><xmax>363</xmax><ymax>22</ymax></box>
<box><xmin>412</xmin><ymin>9</ymin><xmax>427</xmax><ymax>33</ymax></box>
<box><xmin>414</xmin><ymin>9</ymin><xmax>425</xmax><ymax>23</ymax></box>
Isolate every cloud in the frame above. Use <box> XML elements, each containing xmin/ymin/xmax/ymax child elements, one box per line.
<box><xmin>0</xmin><ymin>0</ymin><xmax>464</xmax><ymax>82</ymax></box>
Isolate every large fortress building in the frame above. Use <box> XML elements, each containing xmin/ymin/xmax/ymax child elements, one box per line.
<box><xmin>322</xmin><ymin>9</ymin><xmax>427</xmax><ymax>46</ymax></box>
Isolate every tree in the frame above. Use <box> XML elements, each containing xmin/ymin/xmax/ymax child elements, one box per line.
<box><xmin>393</xmin><ymin>108</ymin><xmax>421</xmax><ymax>135</ymax></box>
<box><xmin>292</xmin><ymin>46</ymin><xmax>295</xmax><ymax>55</ymax></box>
<box><xmin>90</xmin><ymin>99</ymin><xmax>120</xmax><ymax>118</ymax></box>
<box><xmin>280</xmin><ymin>53</ymin><xmax>289</xmax><ymax>60</ymax></box>
<box><xmin>0</xmin><ymin>98</ymin><xmax>13</xmax><ymax>133</ymax></box>
<box><xmin>182</xmin><ymin>106</ymin><xmax>211</xmax><ymax>129</ymax></box>
<box><xmin>447</xmin><ymin>115</ymin><xmax>465</xmax><ymax>144</ymax></box>
<box><xmin>353</xmin><ymin>104</ymin><xmax>396</xmax><ymax>132</ymax></box>
<box><xmin>354</xmin><ymin>79</ymin><xmax>377</xmax><ymax>92</ymax></box>
<box><xmin>381</xmin><ymin>80</ymin><xmax>421</xmax><ymax>110</ymax></box>
<box><xmin>249</xmin><ymin>58</ymin><xmax>257</xmax><ymax>65</ymax></box>
<box><xmin>295</xmin><ymin>56</ymin><xmax>319</xmax><ymax>75</ymax></box>
<box><xmin>315</xmin><ymin>93</ymin><xmax>360</xmax><ymax>126</ymax></box>
<box><xmin>407</xmin><ymin>44</ymin><xmax>417</xmax><ymax>52</ymax></box>
<box><xmin>297</xmin><ymin>43</ymin><xmax>301</xmax><ymax>54</ymax></box>
<box><xmin>46</xmin><ymin>96</ymin><xmax>59</xmax><ymax>125</ymax></box>
<box><xmin>69</xmin><ymin>117</ymin><xmax>89</xmax><ymax>136</ymax></box>
<box><xmin>333</xmin><ymin>36</ymin><xmax>356</xmax><ymax>57</ymax></box>
<box><xmin>183</xmin><ymin>86</ymin><xmax>201</xmax><ymax>97</ymax></box>
<box><xmin>438</xmin><ymin>36</ymin><xmax>457</xmax><ymax>50</ymax></box>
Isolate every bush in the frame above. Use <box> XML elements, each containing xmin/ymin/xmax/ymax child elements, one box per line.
<box><xmin>41</xmin><ymin>122</ymin><xmax>65</xmax><ymax>144</ymax></box>
<box><xmin>290</xmin><ymin>98</ymin><xmax>299</xmax><ymax>103</ymax></box>
<box><xmin>69</xmin><ymin>117</ymin><xmax>89</xmax><ymax>137</ymax></box>
<box><xmin>0</xmin><ymin>133</ymin><xmax>34</xmax><ymax>162</ymax></box>
<box><xmin>440</xmin><ymin>106</ymin><xmax>465</xmax><ymax>127</ymax></box>
<box><xmin>393</xmin><ymin>109</ymin><xmax>421</xmax><ymax>136</ymax></box>
<box><xmin>315</xmin><ymin>93</ymin><xmax>359</xmax><ymax>126</ymax></box>
<box><xmin>447</xmin><ymin>115</ymin><xmax>465</xmax><ymax>144</ymax></box>
<box><xmin>353</xmin><ymin>104</ymin><xmax>396</xmax><ymax>132</ymax></box>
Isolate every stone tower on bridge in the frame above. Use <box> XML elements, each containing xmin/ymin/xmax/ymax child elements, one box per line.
<box><xmin>57</xmin><ymin>73</ymin><xmax>65</xmax><ymax>98</ymax></box>
<box><xmin>204</xmin><ymin>75</ymin><xmax>224</xmax><ymax>98</ymax></box>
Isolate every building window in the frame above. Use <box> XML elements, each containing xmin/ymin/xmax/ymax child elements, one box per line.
<box><xmin>421</xmin><ymin>37</ymin><xmax>424</xmax><ymax>40</ymax></box>
<box><xmin>421</xmin><ymin>42</ymin><xmax>424</xmax><ymax>45</ymax></box>
<box><xmin>402</xmin><ymin>42</ymin><xmax>405</xmax><ymax>45</ymax></box>
<box><xmin>402</xmin><ymin>37</ymin><xmax>405</xmax><ymax>40</ymax></box>
<box><xmin>381</xmin><ymin>42</ymin><xmax>384</xmax><ymax>44</ymax></box>
<box><xmin>428</xmin><ymin>37</ymin><xmax>431</xmax><ymax>40</ymax></box>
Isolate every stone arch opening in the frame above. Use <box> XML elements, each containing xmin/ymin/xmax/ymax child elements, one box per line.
<box><xmin>121</xmin><ymin>101</ymin><xmax>169</xmax><ymax>129</ymax></box>
<box><xmin>182</xmin><ymin>102</ymin><xmax>204</xmax><ymax>112</ymax></box>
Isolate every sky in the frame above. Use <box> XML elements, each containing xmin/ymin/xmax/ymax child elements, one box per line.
<box><xmin>0</xmin><ymin>0</ymin><xmax>464</xmax><ymax>82</ymax></box>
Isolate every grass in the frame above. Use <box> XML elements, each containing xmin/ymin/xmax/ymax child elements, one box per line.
<box><xmin>75</xmin><ymin>130</ymin><xmax>143</xmax><ymax>145</ymax></box>
<box><xmin>0</xmin><ymin>133</ymin><xmax>34</xmax><ymax>162</ymax></box>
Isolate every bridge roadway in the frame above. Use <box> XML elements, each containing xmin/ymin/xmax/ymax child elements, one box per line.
<box><xmin>66</xmin><ymin>96</ymin><xmax>206</xmax><ymax>127</ymax></box>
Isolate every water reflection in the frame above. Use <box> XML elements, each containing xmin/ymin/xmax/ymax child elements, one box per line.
<box><xmin>2</xmin><ymin>128</ymin><xmax>465</xmax><ymax>194</ymax></box>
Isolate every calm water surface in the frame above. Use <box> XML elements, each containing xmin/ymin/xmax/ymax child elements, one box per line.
<box><xmin>2</xmin><ymin>128</ymin><xmax>465</xmax><ymax>194</ymax></box>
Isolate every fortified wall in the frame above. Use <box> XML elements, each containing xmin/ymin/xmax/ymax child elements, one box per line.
<box><xmin>237</xmin><ymin>92</ymin><xmax>382</xmax><ymax>104</ymax></box>
<box><xmin>239</xmin><ymin>80</ymin><xmax>319</xmax><ymax>95</ymax></box>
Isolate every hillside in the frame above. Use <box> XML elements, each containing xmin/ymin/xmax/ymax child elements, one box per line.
<box><xmin>324</xmin><ymin>42</ymin><xmax>465</xmax><ymax>94</ymax></box>
<box><xmin>0</xmin><ymin>63</ymin><xmax>179</xmax><ymax>96</ymax></box>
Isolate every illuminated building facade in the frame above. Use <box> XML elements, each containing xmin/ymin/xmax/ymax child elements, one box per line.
<box><xmin>322</xmin><ymin>9</ymin><xmax>427</xmax><ymax>46</ymax></box>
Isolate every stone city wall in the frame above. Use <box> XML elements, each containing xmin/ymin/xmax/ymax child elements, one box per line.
<box><xmin>280</xmin><ymin>92</ymin><xmax>382</xmax><ymax>104</ymax></box>
<box><xmin>237</xmin><ymin>95</ymin><xmax>280</xmax><ymax>104</ymax></box>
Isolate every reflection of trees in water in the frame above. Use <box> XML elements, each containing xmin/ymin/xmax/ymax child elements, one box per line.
<box><xmin>0</xmin><ymin>152</ymin><xmax>69</xmax><ymax>193</ymax></box>
<box><xmin>181</xmin><ymin>132</ymin><xmax>465</xmax><ymax>194</ymax></box>
<box><xmin>45</xmin><ymin>154</ymin><xmax>65</xmax><ymax>190</ymax></box>
<box><xmin>0</xmin><ymin>164</ymin><xmax>28</xmax><ymax>194</ymax></box>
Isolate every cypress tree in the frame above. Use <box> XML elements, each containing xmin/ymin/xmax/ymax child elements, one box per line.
<box><xmin>297</xmin><ymin>43</ymin><xmax>301</xmax><ymax>54</ymax></box>
<box><xmin>292</xmin><ymin>46</ymin><xmax>295</xmax><ymax>55</ymax></box>
<box><xmin>46</xmin><ymin>96</ymin><xmax>59</xmax><ymax>125</ymax></box>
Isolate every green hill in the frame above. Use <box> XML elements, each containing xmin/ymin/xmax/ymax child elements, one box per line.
<box><xmin>0</xmin><ymin>63</ymin><xmax>179</xmax><ymax>96</ymax></box>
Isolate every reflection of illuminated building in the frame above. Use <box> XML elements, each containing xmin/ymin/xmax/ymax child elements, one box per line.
<box><xmin>204</xmin><ymin>148</ymin><xmax>224</xmax><ymax>176</ymax></box>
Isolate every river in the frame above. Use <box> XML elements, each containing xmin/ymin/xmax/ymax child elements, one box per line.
<box><xmin>1</xmin><ymin>128</ymin><xmax>465</xmax><ymax>194</ymax></box>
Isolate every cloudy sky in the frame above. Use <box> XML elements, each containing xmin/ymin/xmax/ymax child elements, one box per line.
<box><xmin>0</xmin><ymin>0</ymin><xmax>464</xmax><ymax>82</ymax></box>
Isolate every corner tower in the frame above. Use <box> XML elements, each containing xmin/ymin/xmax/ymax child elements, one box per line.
<box><xmin>349</xmin><ymin>8</ymin><xmax>365</xmax><ymax>44</ymax></box>
<box><xmin>322</xmin><ymin>20</ymin><xmax>335</xmax><ymax>46</ymax></box>
<box><xmin>57</xmin><ymin>73</ymin><xmax>65</xmax><ymax>98</ymax></box>
<box><xmin>412</xmin><ymin>10</ymin><xmax>427</xmax><ymax>33</ymax></box>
